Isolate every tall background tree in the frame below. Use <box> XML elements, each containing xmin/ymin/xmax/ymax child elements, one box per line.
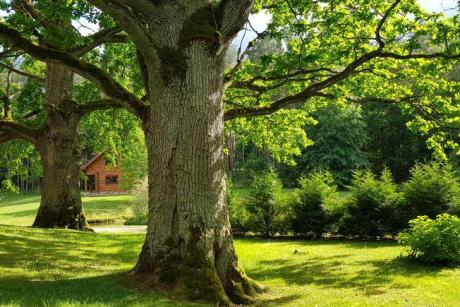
<box><xmin>297</xmin><ymin>102</ymin><xmax>369</xmax><ymax>187</ymax></box>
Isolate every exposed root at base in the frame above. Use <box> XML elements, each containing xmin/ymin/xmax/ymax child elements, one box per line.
<box><xmin>130</xmin><ymin>264</ymin><xmax>264</xmax><ymax>306</ymax></box>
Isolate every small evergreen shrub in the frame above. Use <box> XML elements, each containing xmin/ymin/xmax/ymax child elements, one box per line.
<box><xmin>339</xmin><ymin>169</ymin><xmax>404</xmax><ymax>237</ymax></box>
<box><xmin>402</xmin><ymin>162</ymin><xmax>460</xmax><ymax>221</ymax></box>
<box><xmin>398</xmin><ymin>214</ymin><xmax>460</xmax><ymax>265</ymax></box>
<box><xmin>290</xmin><ymin>171</ymin><xmax>341</xmax><ymax>237</ymax></box>
<box><xmin>127</xmin><ymin>177</ymin><xmax>148</xmax><ymax>225</ymax></box>
<box><xmin>246</xmin><ymin>170</ymin><xmax>284</xmax><ymax>236</ymax></box>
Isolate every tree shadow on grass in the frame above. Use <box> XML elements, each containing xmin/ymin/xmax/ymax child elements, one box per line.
<box><xmin>255</xmin><ymin>294</ymin><xmax>302</xmax><ymax>306</ymax></box>
<box><xmin>249</xmin><ymin>253</ymin><xmax>443</xmax><ymax>297</ymax></box>
<box><xmin>0</xmin><ymin>226</ymin><xmax>306</xmax><ymax>306</ymax></box>
<box><xmin>0</xmin><ymin>194</ymin><xmax>40</xmax><ymax>207</ymax></box>
<box><xmin>239</xmin><ymin>237</ymin><xmax>399</xmax><ymax>249</ymax></box>
<box><xmin>1</xmin><ymin>209</ymin><xmax>38</xmax><ymax>219</ymax></box>
<box><xmin>0</xmin><ymin>226</ymin><xmax>204</xmax><ymax>306</ymax></box>
<box><xmin>84</xmin><ymin>197</ymin><xmax>130</xmax><ymax>210</ymax></box>
<box><xmin>0</xmin><ymin>274</ymin><xmax>203</xmax><ymax>307</ymax></box>
<box><xmin>0</xmin><ymin>228</ymin><xmax>142</xmax><ymax>271</ymax></box>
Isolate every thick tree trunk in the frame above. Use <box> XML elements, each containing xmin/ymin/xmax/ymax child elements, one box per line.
<box><xmin>33</xmin><ymin>63</ymin><xmax>88</xmax><ymax>230</ymax></box>
<box><xmin>132</xmin><ymin>37</ymin><xmax>261</xmax><ymax>303</ymax></box>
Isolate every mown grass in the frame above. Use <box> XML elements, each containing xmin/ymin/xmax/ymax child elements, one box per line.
<box><xmin>0</xmin><ymin>193</ymin><xmax>133</xmax><ymax>226</ymax></box>
<box><xmin>0</xmin><ymin>189</ymin><xmax>296</xmax><ymax>226</ymax></box>
<box><xmin>1</xmin><ymin>225</ymin><xmax>460</xmax><ymax>306</ymax></box>
<box><xmin>0</xmin><ymin>225</ymin><xmax>201</xmax><ymax>307</ymax></box>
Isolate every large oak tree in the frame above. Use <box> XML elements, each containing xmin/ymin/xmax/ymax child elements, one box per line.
<box><xmin>0</xmin><ymin>0</ymin><xmax>459</xmax><ymax>304</ymax></box>
<box><xmin>0</xmin><ymin>0</ymin><xmax>126</xmax><ymax>229</ymax></box>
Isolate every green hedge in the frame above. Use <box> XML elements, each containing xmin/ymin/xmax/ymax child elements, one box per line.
<box><xmin>228</xmin><ymin>162</ymin><xmax>460</xmax><ymax>238</ymax></box>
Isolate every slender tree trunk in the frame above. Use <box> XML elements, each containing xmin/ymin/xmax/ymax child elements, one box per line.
<box><xmin>2</xmin><ymin>96</ymin><xmax>12</xmax><ymax>120</ymax></box>
<box><xmin>32</xmin><ymin>63</ymin><xmax>88</xmax><ymax>230</ymax></box>
<box><xmin>225</xmin><ymin>132</ymin><xmax>236</xmax><ymax>172</ymax></box>
<box><xmin>132</xmin><ymin>40</ymin><xmax>261</xmax><ymax>304</ymax></box>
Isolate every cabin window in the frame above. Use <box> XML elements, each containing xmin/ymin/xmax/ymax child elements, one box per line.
<box><xmin>105</xmin><ymin>175</ymin><xmax>118</xmax><ymax>184</ymax></box>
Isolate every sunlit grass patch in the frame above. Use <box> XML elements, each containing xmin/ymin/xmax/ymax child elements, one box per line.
<box><xmin>1</xmin><ymin>225</ymin><xmax>460</xmax><ymax>306</ymax></box>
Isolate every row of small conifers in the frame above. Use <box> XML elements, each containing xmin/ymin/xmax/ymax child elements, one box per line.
<box><xmin>229</xmin><ymin>161</ymin><xmax>460</xmax><ymax>265</ymax></box>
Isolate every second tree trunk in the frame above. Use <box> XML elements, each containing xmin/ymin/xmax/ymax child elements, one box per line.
<box><xmin>32</xmin><ymin>63</ymin><xmax>88</xmax><ymax>230</ymax></box>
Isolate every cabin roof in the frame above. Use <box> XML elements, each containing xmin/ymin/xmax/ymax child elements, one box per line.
<box><xmin>81</xmin><ymin>153</ymin><xmax>103</xmax><ymax>171</ymax></box>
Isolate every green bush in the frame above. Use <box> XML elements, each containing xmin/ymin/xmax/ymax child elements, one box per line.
<box><xmin>228</xmin><ymin>181</ymin><xmax>249</xmax><ymax>233</ymax></box>
<box><xmin>402</xmin><ymin>162</ymin><xmax>460</xmax><ymax>221</ymax></box>
<box><xmin>1</xmin><ymin>179</ymin><xmax>19</xmax><ymax>194</ymax></box>
<box><xmin>398</xmin><ymin>214</ymin><xmax>460</xmax><ymax>265</ymax></box>
<box><xmin>127</xmin><ymin>178</ymin><xmax>148</xmax><ymax>225</ymax></box>
<box><xmin>231</xmin><ymin>156</ymin><xmax>272</xmax><ymax>188</ymax></box>
<box><xmin>229</xmin><ymin>199</ymin><xmax>249</xmax><ymax>233</ymax></box>
<box><xmin>246</xmin><ymin>170</ymin><xmax>285</xmax><ymax>236</ymax></box>
<box><xmin>290</xmin><ymin>171</ymin><xmax>342</xmax><ymax>237</ymax></box>
<box><xmin>339</xmin><ymin>169</ymin><xmax>404</xmax><ymax>237</ymax></box>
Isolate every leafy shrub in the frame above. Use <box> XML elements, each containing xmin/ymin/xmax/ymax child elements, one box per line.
<box><xmin>232</xmin><ymin>156</ymin><xmax>272</xmax><ymax>188</ymax></box>
<box><xmin>290</xmin><ymin>171</ymin><xmax>342</xmax><ymax>237</ymax></box>
<box><xmin>127</xmin><ymin>177</ymin><xmax>148</xmax><ymax>225</ymax></box>
<box><xmin>119</xmin><ymin>145</ymin><xmax>148</xmax><ymax>191</ymax></box>
<box><xmin>228</xmin><ymin>181</ymin><xmax>250</xmax><ymax>233</ymax></box>
<box><xmin>398</xmin><ymin>214</ymin><xmax>460</xmax><ymax>265</ymax></box>
<box><xmin>402</xmin><ymin>162</ymin><xmax>460</xmax><ymax>221</ymax></box>
<box><xmin>229</xmin><ymin>198</ymin><xmax>250</xmax><ymax>233</ymax></box>
<box><xmin>339</xmin><ymin>169</ymin><xmax>404</xmax><ymax>237</ymax></box>
<box><xmin>1</xmin><ymin>179</ymin><xmax>19</xmax><ymax>194</ymax></box>
<box><xmin>246</xmin><ymin>170</ymin><xmax>284</xmax><ymax>236</ymax></box>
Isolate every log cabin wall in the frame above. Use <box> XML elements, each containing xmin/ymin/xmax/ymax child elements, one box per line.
<box><xmin>82</xmin><ymin>154</ymin><xmax>124</xmax><ymax>194</ymax></box>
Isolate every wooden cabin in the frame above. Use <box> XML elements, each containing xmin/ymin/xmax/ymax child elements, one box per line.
<box><xmin>81</xmin><ymin>154</ymin><xmax>125</xmax><ymax>194</ymax></box>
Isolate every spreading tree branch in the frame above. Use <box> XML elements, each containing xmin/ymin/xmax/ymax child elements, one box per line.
<box><xmin>224</xmin><ymin>48</ymin><xmax>383</xmax><ymax>120</ymax></box>
<box><xmin>87</xmin><ymin>0</ymin><xmax>153</xmax><ymax>39</ymax></box>
<box><xmin>13</xmin><ymin>0</ymin><xmax>42</xmax><ymax>22</ymax></box>
<box><xmin>375</xmin><ymin>0</ymin><xmax>401</xmax><ymax>48</ymax></box>
<box><xmin>229</xmin><ymin>67</ymin><xmax>338</xmax><ymax>91</ymax></box>
<box><xmin>0</xmin><ymin>130</ymin><xmax>18</xmax><ymax>143</ymax></box>
<box><xmin>219</xmin><ymin>0</ymin><xmax>254</xmax><ymax>40</ymax></box>
<box><xmin>0</xmin><ymin>120</ymin><xmax>40</xmax><ymax>144</ymax></box>
<box><xmin>378</xmin><ymin>52</ymin><xmax>460</xmax><ymax>60</ymax></box>
<box><xmin>77</xmin><ymin>98</ymin><xmax>126</xmax><ymax>114</ymax></box>
<box><xmin>0</xmin><ymin>61</ymin><xmax>45</xmax><ymax>82</ymax></box>
<box><xmin>224</xmin><ymin>0</ymin><xmax>459</xmax><ymax>121</ymax></box>
<box><xmin>224</xmin><ymin>29</ymin><xmax>268</xmax><ymax>87</ymax></box>
<box><xmin>224</xmin><ymin>91</ymin><xmax>327</xmax><ymax>120</ymax></box>
<box><xmin>0</xmin><ymin>22</ymin><xmax>147</xmax><ymax>114</ymax></box>
<box><xmin>70</xmin><ymin>26</ymin><xmax>129</xmax><ymax>57</ymax></box>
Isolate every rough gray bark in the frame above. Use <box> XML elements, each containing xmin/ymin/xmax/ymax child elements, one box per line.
<box><xmin>1</xmin><ymin>0</ymin><xmax>260</xmax><ymax>302</ymax></box>
<box><xmin>33</xmin><ymin>63</ymin><xmax>88</xmax><ymax>230</ymax></box>
<box><xmin>114</xmin><ymin>2</ymin><xmax>262</xmax><ymax>304</ymax></box>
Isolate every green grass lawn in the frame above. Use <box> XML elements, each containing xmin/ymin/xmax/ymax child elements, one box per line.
<box><xmin>0</xmin><ymin>189</ymin><xmax>295</xmax><ymax>226</ymax></box>
<box><xmin>1</xmin><ymin>225</ymin><xmax>460</xmax><ymax>306</ymax></box>
<box><xmin>0</xmin><ymin>193</ymin><xmax>133</xmax><ymax>226</ymax></box>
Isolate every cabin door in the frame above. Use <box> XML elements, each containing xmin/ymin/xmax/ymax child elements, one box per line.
<box><xmin>87</xmin><ymin>175</ymin><xmax>96</xmax><ymax>192</ymax></box>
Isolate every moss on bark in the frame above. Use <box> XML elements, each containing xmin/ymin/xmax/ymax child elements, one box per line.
<box><xmin>179</xmin><ymin>5</ymin><xmax>223</xmax><ymax>48</ymax></box>
<box><xmin>132</xmin><ymin>232</ymin><xmax>263</xmax><ymax>305</ymax></box>
<box><xmin>33</xmin><ymin>203</ymin><xmax>89</xmax><ymax>230</ymax></box>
